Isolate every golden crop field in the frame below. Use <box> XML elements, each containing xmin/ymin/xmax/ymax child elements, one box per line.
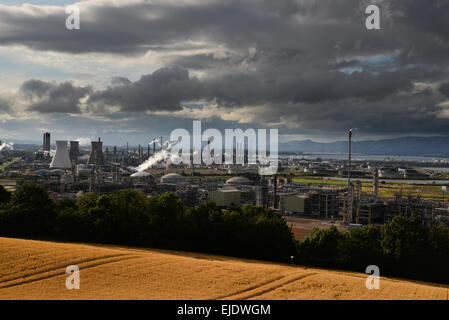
<box><xmin>0</xmin><ymin>237</ymin><xmax>447</xmax><ymax>300</ymax></box>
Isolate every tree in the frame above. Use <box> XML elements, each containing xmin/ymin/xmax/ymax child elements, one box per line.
<box><xmin>426</xmin><ymin>225</ymin><xmax>449</xmax><ymax>283</ymax></box>
<box><xmin>297</xmin><ymin>226</ymin><xmax>348</xmax><ymax>268</ymax></box>
<box><xmin>381</xmin><ymin>215</ymin><xmax>427</xmax><ymax>260</ymax></box>
<box><xmin>147</xmin><ymin>193</ymin><xmax>184</xmax><ymax>248</ymax></box>
<box><xmin>0</xmin><ymin>185</ymin><xmax>11</xmax><ymax>207</ymax></box>
<box><xmin>184</xmin><ymin>201</ymin><xmax>223</xmax><ymax>252</ymax></box>
<box><xmin>343</xmin><ymin>225</ymin><xmax>383</xmax><ymax>271</ymax></box>
<box><xmin>74</xmin><ymin>192</ymin><xmax>100</xmax><ymax>240</ymax></box>
<box><xmin>6</xmin><ymin>184</ymin><xmax>56</xmax><ymax>238</ymax></box>
<box><xmin>105</xmin><ymin>190</ymin><xmax>150</xmax><ymax>244</ymax></box>
<box><xmin>381</xmin><ymin>214</ymin><xmax>429</xmax><ymax>278</ymax></box>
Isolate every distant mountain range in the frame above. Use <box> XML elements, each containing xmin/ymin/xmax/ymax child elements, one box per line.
<box><xmin>279</xmin><ymin>136</ymin><xmax>449</xmax><ymax>156</ymax></box>
<box><xmin>5</xmin><ymin>136</ymin><xmax>449</xmax><ymax>157</ymax></box>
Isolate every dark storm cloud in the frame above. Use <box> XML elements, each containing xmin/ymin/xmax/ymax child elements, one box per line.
<box><xmin>87</xmin><ymin>67</ymin><xmax>202</xmax><ymax>112</ymax></box>
<box><xmin>1</xmin><ymin>0</ymin><xmax>449</xmax><ymax>136</ymax></box>
<box><xmin>0</xmin><ymin>96</ymin><xmax>11</xmax><ymax>112</ymax></box>
<box><xmin>20</xmin><ymin>79</ymin><xmax>92</xmax><ymax>114</ymax></box>
<box><xmin>440</xmin><ymin>82</ymin><xmax>449</xmax><ymax>98</ymax></box>
<box><xmin>0</xmin><ymin>0</ymin><xmax>446</xmax><ymax>58</ymax></box>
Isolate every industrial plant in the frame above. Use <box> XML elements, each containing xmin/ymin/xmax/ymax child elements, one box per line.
<box><xmin>1</xmin><ymin>130</ymin><xmax>449</xmax><ymax>233</ymax></box>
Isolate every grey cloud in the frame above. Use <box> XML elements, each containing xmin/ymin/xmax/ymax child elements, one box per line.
<box><xmin>0</xmin><ymin>96</ymin><xmax>11</xmax><ymax>112</ymax></box>
<box><xmin>87</xmin><ymin>67</ymin><xmax>202</xmax><ymax>112</ymax></box>
<box><xmin>0</xmin><ymin>0</ymin><xmax>445</xmax><ymax>59</ymax></box>
<box><xmin>20</xmin><ymin>80</ymin><xmax>92</xmax><ymax>114</ymax></box>
<box><xmin>440</xmin><ymin>82</ymin><xmax>449</xmax><ymax>98</ymax></box>
<box><xmin>1</xmin><ymin>0</ymin><xmax>449</xmax><ymax>138</ymax></box>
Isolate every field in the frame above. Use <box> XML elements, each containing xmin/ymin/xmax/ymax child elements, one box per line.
<box><xmin>0</xmin><ymin>237</ymin><xmax>447</xmax><ymax>300</ymax></box>
<box><xmin>284</xmin><ymin>216</ymin><xmax>345</xmax><ymax>240</ymax></box>
<box><xmin>292</xmin><ymin>177</ymin><xmax>449</xmax><ymax>200</ymax></box>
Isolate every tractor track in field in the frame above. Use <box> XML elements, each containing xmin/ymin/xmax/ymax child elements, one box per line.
<box><xmin>0</xmin><ymin>254</ymin><xmax>140</xmax><ymax>289</ymax></box>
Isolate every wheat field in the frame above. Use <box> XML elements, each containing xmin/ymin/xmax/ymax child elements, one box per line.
<box><xmin>0</xmin><ymin>237</ymin><xmax>447</xmax><ymax>300</ymax></box>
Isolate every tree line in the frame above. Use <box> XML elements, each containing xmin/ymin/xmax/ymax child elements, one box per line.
<box><xmin>0</xmin><ymin>183</ymin><xmax>448</xmax><ymax>284</ymax></box>
<box><xmin>0</xmin><ymin>184</ymin><xmax>296</xmax><ymax>262</ymax></box>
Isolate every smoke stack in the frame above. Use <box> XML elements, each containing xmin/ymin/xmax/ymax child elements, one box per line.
<box><xmin>373</xmin><ymin>169</ymin><xmax>379</xmax><ymax>197</ymax></box>
<box><xmin>348</xmin><ymin>129</ymin><xmax>352</xmax><ymax>186</ymax></box>
<box><xmin>50</xmin><ymin>141</ymin><xmax>72</xmax><ymax>169</ymax></box>
<box><xmin>105</xmin><ymin>147</ymin><xmax>110</xmax><ymax>164</ymax></box>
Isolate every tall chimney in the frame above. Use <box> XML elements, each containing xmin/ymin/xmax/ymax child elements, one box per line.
<box><xmin>373</xmin><ymin>169</ymin><xmax>379</xmax><ymax>197</ymax></box>
<box><xmin>348</xmin><ymin>129</ymin><xmax>352</xmax><ymax>186</ymax></box>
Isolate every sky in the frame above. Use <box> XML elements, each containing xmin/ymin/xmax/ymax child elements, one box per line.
<box><xmin>0</xmin><ymin>0</ymin><xmax>448</xmax><ymax>146</ymax></box>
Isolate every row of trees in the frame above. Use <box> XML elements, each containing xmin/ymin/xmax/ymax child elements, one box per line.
<box><xmin>0</xmin><ymin>184</ymin><xmax>297</xmax><ymax>262</ymax></box>
<box><xmin>1</xmin><ymin>183</ymin><xmax>448</xmax><ymax>284</ymax></box>
<box><xmin>297</xmin><ymin>216</ymin><xmax>449</xmax><ymax>284</ymax></box>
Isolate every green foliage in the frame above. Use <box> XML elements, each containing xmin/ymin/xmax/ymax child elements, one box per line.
<box><xmin>297</xmin><ymin>226</ymin><xmax>347</xmax><ymax>268</ymax></box>
<box><xmin>382</xmin><ymin>215</ymin><xmax>427</xmax><ymax>260</ymax></box>
<box><xmin>0</xmin><ymin>184</ymin><xmax>298</xmax><ymax>264</ymax></box>
<box><xmin>0</xmin><ymin>185</ymin><xmax>11</xmax><ymax>207</ymax></box>
<box><xmin>342</xmin><ymin>225</ymin><xmax>384</xmax><ymax>271</ymax></box>
<box><xmin>2</xmin><ymin>183</ymin><xmax>56</xmax><ymax>238</ymax></box>
<box><xmin>296</xmin><ymin>215</ymin><xmax>449</xmax><ymax>284</ymax></box>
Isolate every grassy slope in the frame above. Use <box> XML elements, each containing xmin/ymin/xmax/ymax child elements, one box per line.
<box><xmin>0</xmin><ymin>237</ymin><xmax>447</xmax><ymax>300</ymax></box>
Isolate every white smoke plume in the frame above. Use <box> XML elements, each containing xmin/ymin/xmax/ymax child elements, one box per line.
<box><xmin>162</xmin><ymin>141</ymin><xmax>170</xmax><ymax>148</ymax></box>
<box><xmin>75</xmin><ymin>137</ymin><xmax>92</xmax><ymax>146</ymax></box>
<box><xmin>148</xmin><ymin>139</ymin><xmax>161</xmax><ymax>147</ymax></box>
<box><xmin>0</xmin><ymin>142</ymin><xmax>14</xmax><ymax>152</ymax></box>
<box><xmin>78</xmin><ymin>154</ymin><xmax>89</xmax><ymax>161</ymax></box>
<box><xmin>134</xmin><ymin>140</ymin><xmax>178</xmax><ymax>172</ymax></box>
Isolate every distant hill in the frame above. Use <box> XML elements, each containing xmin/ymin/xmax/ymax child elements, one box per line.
<box><xmin>4</xmin><ymin>136</ymin><xmax>449</xmax><ymax>156</ymax></box>
<box><xmin>280</xmin><ymin>136</ymin><xmax>449</xmax><ymax>156</ymax></box>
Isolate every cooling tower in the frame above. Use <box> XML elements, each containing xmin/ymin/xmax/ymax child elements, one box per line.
<box><xmin>69</xmin><ymin>141</ymin><xmax>80</xmax><ymax>164</ymax></box>
<box><xmin>50</xmin><ymin>141</ymin><xmax>72</xmax><ymax>169</ymax></box>
<box><xmin>87</xmin><ymin>138</ymin><xmax>104</xmax><ymax>166</ymax></box>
